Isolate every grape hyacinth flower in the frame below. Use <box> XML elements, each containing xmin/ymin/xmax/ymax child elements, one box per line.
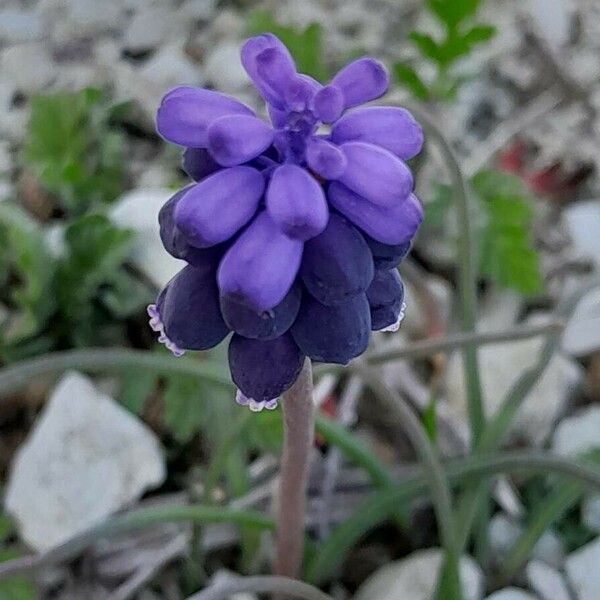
<box><xmin>148</xmin><ymin>33</ymin><xmax>424</xmax><ymax>411</ymax></box>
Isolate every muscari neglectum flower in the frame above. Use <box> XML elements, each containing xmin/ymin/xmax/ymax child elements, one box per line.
<box><xmin>148</xmin><ymin>34</ymin><xmax>424</xmax><ymax>411</ymax></box>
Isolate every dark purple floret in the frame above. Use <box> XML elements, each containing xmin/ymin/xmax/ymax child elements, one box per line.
<box><xmin>291</xmin><ymin>293</ymin><xmax>371</xmax><ymax>364</ymax></box>
<box><xmin>364</xmin><ymin>235</ymin><xmax>412</xmax><ymax>271</ymax></box>
<box><xmin>149</xmin><ymin>33</ymin><xmax>425</xmax><ymax>408</ymax></box>
<box><xmin>300</xmin><ymin>213</ymin><xmax>374</xmax><ymax>305</ymax></box>
<box><xmin>220</xmin><ymin>283</ymin><xmax>301</xmax><ymax>340</ymax></box>
<box><xmin>229</xmin><ymin>333</ymin><xmax>305</xmax><ymax>406</ymax></box>
<box><xmin>366</xmin><ymin>269</ymin><xmax>406</xmax><ymax>331</ymax></box>
<box><xmin>148</xmin><ymin>263</ymin><xmax>229</xmax><ymax>354</ymax></box>
<box><xmin>182</xmin><ymin>147</ymin><xmax>220</xmax><ymax>181</ymax></box>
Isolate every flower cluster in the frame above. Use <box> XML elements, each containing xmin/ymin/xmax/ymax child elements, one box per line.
<box><xmin>148</xmin><ymin>34</ymin><xmax>424</xmax><ymax>411</ymax></box>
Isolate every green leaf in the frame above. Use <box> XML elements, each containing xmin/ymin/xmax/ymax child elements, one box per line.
<box><xmin>246</xmin><ymin>10</ymin><xmax>328</xmax><ymax>81</ymax></box>
<box><xmin>0</xmin><ymin>549</ymin><xmax>37</xmax><ymax>600</ymax></box>
<box><xmin>472</xmin><ymin>170</ymin><xmax>544</xmax><ymax>295</ymax></box>
<box><xmin>0</xmin><ymin>515</ymin><xmax>14</xmax><ymax>544</ymax></box>
<box><xmin>163</xmin><ymin>376</ymin><xmax>205</xmax><ymax>443</ymax></box>
<box><xmin>392</xmin><ymin>62</ymin><xmax>431</xmax><ymax>101</ymax></box>
<box><xmin>423</xmin><ymin>182</ymin><xmax>453</xmax><ymax>230</ymax></box>
<box><xmin>56</xmin><ymin>214</ymin><xmax>134</xmax><ymax>344</ymax></box>
<box><xmin>427</xmin><ymin>0</ymin><xmax>481</xmax><ymax>30</ymax></box>
<box><xmin>24</xmin><ymin>88</ymin><xmax>127</xmax><ymax>214</ymax></box>
<box><xmin>0</xmin><ymin>203</ymin><xmax>56</xmax><ymax>344</ymax></box>
<box><xmin>463</xmin><ymin>24</ymin><xmax>496</xmax><ymax>45</ymax></box>
<box><xmin>100</xmin><ymin>270</ymin><xmax>153</xmax><ymax>319</ymax></box>
<box><xmin>422</xmin><ymin>393</ymin><xmax>438</xmax><ymax>443</ymax></box>
<box><xmin>409</xmin><ymin>32</ymin><xmax>444</xmax><ymax>63</ymax></box>
<box><xmin>120</xmin><ymin>370</ymin><xmax>157</xmax><ymax>414</ymax></box>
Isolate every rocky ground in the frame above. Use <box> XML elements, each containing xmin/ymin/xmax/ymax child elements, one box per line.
<box><xmin>0</xmin><ymin>0</ymin><xmax>599</xmax><ymax>599</ymax></box>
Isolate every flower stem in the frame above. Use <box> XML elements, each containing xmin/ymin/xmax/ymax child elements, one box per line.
<box><xmin>276</xmin><ymin>359</ymin><xmax>314</xmax><ymax>589</ymax></box>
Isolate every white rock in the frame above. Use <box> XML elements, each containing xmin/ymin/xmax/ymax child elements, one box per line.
<box><xmin>179</xmin><ymin>0</ymin><xmax>217</xmax><ymax>21</ymax></box>
<box><xmin>485</xmin><ymin>589</ymin><xmax>537</xmax><ymax>600</ymax></box>
<box><xmin>446</xmin><ymin>333</ymin><xmax>580</xmax><ymax>447</ymax></box>
<box><xmin>110</xmin><ymin>187</ymin><xmax>182</xmax><ymax>288</ymax></box>
<box><xmin>564</xmin><ymin>200</ymin><xmax>600</xmax><ymax>272</ymax></box>
<box><xmin>565</xmin><ymin>536</ymin><xmax>600</xmax><ymax>600</ymax></box>
<box><xmin>562</xmin><ymin>288</ymin><xmax>600</xmax><ymax>357</ymax></box>
<box><xmin>582</xmin><ymin>496</ymin><xmax>600</xmax><ymax>533</ymax></box>
<box><xmin>125</xmin><ymin>8</ymin><xmax>184</xmax><ymax>52</ymax></box>
<box><xmin>0</xmin><ymin>9</ymin><xmax>44</xmax><ymax>43</ymax></box>
<box><xmin>552</xmin><ymin>405</ymin><xmax>600</xmax><ymax>457</ymax></box>
<box><xmin>205</xmin><ymin>43</ymin><xmax>249</xmax><ymax>93</ymax></box>
<box><xmin>526</xmin><ymin>560</ymin><xmax>570</xmax><ymax>600</ymax></box>
<box><xmin>4</xmin><ymin>372</ymin><xmax>165</xmax><ymax>551</ymax></box>
<box><xmin>528</xmin><ymin>0</ymin><xmax>571</xmax><ymax>49</ymax></box>
<box><xmin>0</xmin><ymin>43</ymin><xmax>54</xmax><ymax>94</ymax></box>
<box><xmin>489</xmin><ymin>514</ymin><xmax>564</xmax><ymax>569</ymax></box>
<box><xmin>353</xmin><ymin>548</ymin><xmax>484</xmax><ymax>600</ymax></box>
<box><xmin>66</xmin><ymin>0</ymin><xmax>123</xmax><ymax>36</ymax></box>
<box><xmin>0</xmin><ymin>140</ymin><xmax>11</xmax><ymax>174</ymax></box>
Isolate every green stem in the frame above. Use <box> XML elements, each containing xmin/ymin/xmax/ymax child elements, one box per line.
<box><xmin>306</xmin><ymin>451</ymin><xmax>600</xmax><ymax>584</ymax></box>
<box><xmin>407</xmin><ymin>104</ymin><xmax>484</xmax><ymax>445</ymax></box>
<box><xmin>357</xmin><ymin>367</ymin><xmax>462</xmax><ymax>600</ymax></box>
<box><xmin>0</xmin><ymin>505</ymin><xmax>274</xmax><ymax>581</ymax></box>
<box><xmin>0</xmin><ymin>348</ymin><xmax>232</xmax><ymax>397</ymax></box>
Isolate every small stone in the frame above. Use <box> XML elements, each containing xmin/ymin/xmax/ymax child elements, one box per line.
<box><xmin>562</xmin><ymin>288</ymin><xmax>600</xmax><ymax>357</ymax></box>
<box><xmin>564</xmin><ymin>200</ymin><xmax>600</xmax><ymax>272</ymax></box>
<box><xmin>353</xmin><ymin>548</ymin><xmax>484</xmax><ymax>600</ymax></box>
<box><xmin>125</xmin><ymin>8</ymin><xmax>184</xmax><ymax>52</ymax></box>
<box><xmin>179</xmin><ymin>0</ymin><xmax>217</xmax><ymax>21</ymax></box>
<box><xmin>489</xmin><ymin>514</ymin><xmax>564</xmax><ymax>569</ymax></box>
<box><xmin>205</xmin><ymin>43</ymin><xmax>250</xmax><ymax>93</ymax></box>
<box><xmin>525</xmin><ymin>560</ymin><xmax>570</xmax><ymax>600</ymax></box>
<box><xmin>565</xmin><ymin>536</ymin><xmax>600</xmax><ymax>600</ymax></box>
<box><xmin>552</xmin><ymin>405</ymin><xmax>600</xmax><ymax>457</ymax></box>
<box><xmin>0</xmin><ymin>43</ymin><xmax>54</xmax><ymax>94</ymax></box>
<box><xmin>4</xmin><ymin>372</ymin><xmax>165</xmax><ymax>551</ymax></box>
<box><xmin>582</xmin><ymin>495</ymin><xmax>600</xmax><ymax>533</ymax></box>
<box><xmin>485</xmin><ymin>589</ymin><xmax>538</xmax><ymax>600</ymax></box>
<box><xmin>66</xmin><ymin>0</ymin><xmax>123</xmax><ymax>36</ymax></box>
<box><xmin>110</xmin><ymin>187</ymin><xmax>182</xmax><ymax>288</ymax></box>
<box><xmin>0</xmin><ymin>9</ymin><xmax>43</xmax><ymax>43</ymax></box>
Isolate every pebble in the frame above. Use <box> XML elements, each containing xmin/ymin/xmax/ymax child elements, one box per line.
<box><xmin>485</xmin><ymin>590</ymin><xmax>538</xmax><ymax>600</ymax></box>
<box><xmin>4</xmin><ymin>372</ymin><xmax>165</xmax><ymax>551</ymax></box>
<box><xmin>0</xmin><ymin>43</ymin><xmax>54</xmax><ymax>94</ymax></box>
<box><xmin>353</xmin><ymin>548</ymin><xmax>484</xmax><ymax>600</ymax></box>
<box><xmin>525</xmin><ymin>560</ymin><xmax>571</xmax><ymax>600</ymax></box>
<box><xmin>205</xmin><ymin>42</ymin><xmax>250</xmax><ymax>93</ymax></box>
<box><xmin>125</xmin><ymin>7</ymin><xmax>185</xmax><ymax>52</ymax></box>
<box><xmin>565</xmin><ymin>536</ymin><xmax>600</xmax><ymax>600</ymax></box>
<box><xmin>562</xmin><ymin>288</ymin><xmax>600</xmax><ymax>357</ymax></box>
<box><xmin>551</xmin><ymin>405</ymin><xmax>600</xmax><ymax>457</ymax></box>
<box><xmin>0</xmin><ymin>9</ymin><xmax>44</xmax><ymax>43</ymax></box>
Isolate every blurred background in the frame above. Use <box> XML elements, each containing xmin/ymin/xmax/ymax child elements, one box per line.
<box><xmin>0</xmin><ymin>0</ymin><xmax>599</xmax><ymax>599</ymax></box>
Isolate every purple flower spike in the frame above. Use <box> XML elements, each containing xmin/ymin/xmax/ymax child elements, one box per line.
<box><xmin>218</xmin><ymin>211</ymin><xmax>303</xmax><ymax>312</ymax></box>
<box><xmin>330</xmin><ymin>57</ymin><xmax>389</xmax><ymax>108</ymax></box>
<box><xmin>331</xmin><ymin>106</ymin><xmax>424</xmax><ymax>160</ymax></box>
<box><xmin>337</xmin><ymin>142</ymin><xmax>414</xmax><ymax>206</ymax></box>
<box><xmin>208</xmin><ymin>114</ymin><xmax>274</xmax><ymax>166</ymax></box>
<box><xmin>157</xmin><ymin>87</ymin><xmax>254</xmax><ymax>148</ymax></box>
<box><xmin>229</xmin><ymin>333</ymin><xmax>305</xmax><ymax>402</ymax></box>
<box><xmin>175</xmin><ymin>166</ymin><xmax>264</xmax><ymax>247</ymax></box>
<box><xmin>328</xmin><ymin>182</ymin><xmax>424</xmax><ymax>245</ymax></box>
<box><xmin>150</xmin><ymin>33</ymin><xmax>425</xmax><ymax>406</ymax></box>
<box><xmin>267</xmin><ymin>164</ymin><xmax>329</xmax><ymax>241</ymax></box>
